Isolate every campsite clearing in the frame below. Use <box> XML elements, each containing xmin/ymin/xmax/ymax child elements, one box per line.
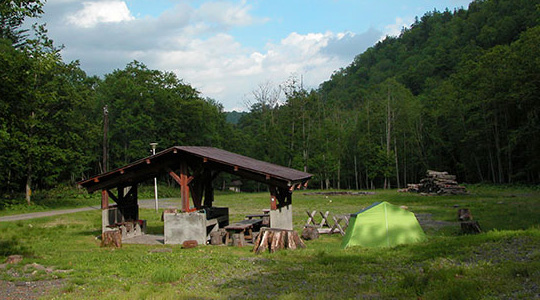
<box><xmin>0</xmin><ymin>186</ymin><xmax>539</xmax><ymax>299</ymax></box>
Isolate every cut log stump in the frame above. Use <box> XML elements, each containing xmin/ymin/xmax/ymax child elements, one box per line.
<box><xmin>461</xmin><ymin>221</ymin><xmax>482</xmax><ymax>234</ymax></box>
<box><xmin>101</xmin><ymin>229</ymin><xmax>122</xmax><ymax>248</ymax></box>
<box><xmin>301</xmin><ymin>226</ymin><xmax>320</xmax><ymax>240</ymax></box>
<box><xmin>458</xmin><ymin>208</ymin><xmax>472</xmax><ymax>221</ymax></box>
<box><xmin>210</xmin><ymin>229</ymin><xmax>227</xmax><ymax>245</ymax></box>
<box><xmin>182</xmin><ymin>240</ymin><xmax>198</xmax><ymax>249</ymax></box>
<box><xmin>232</xmin><ymin>233</ymin><xmax>246</xmax><ymax>247</ymax></box>
<box><xmin>253</xmin><ymin>228</ymin><xmax>305</xmax><ymax>254</ymax></box>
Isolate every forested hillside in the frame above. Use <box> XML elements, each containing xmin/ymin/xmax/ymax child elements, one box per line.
<box><xmin>316</xmin><ymin>0</ymin><xmax>540</xmax><ymax>187</ymax></box>
<box><xmin>236</xmin><ymin>0</ymin><xmax>540</xmax><ymax>189</ymax></box>
<box><xmin>1</xmin><ymin>0</ymin><xmax>539</xmax><ymax>203</ymax></box>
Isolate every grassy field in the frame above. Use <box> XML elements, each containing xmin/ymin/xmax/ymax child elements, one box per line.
<box><xmin>0</xmin><ymin>185</ymin><xmax>539</xmax><ymax>299</ymax></box>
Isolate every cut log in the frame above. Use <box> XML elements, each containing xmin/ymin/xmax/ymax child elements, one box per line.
<box><xmin>101</xmin><ymin>229</ymin><xmax>122</xmax><ymax>248</ymax></box>
<box><xmin>232</xmin><ymin>233</ymin><xmax>246</xmax><ymax>247</ymax></box>
<box><xmin>458</xmin><ymin>208</ymin><xmax>473</xmax><ymax>221</ymax></box>
<box><xmin>253</xmin><ymin>228</ymin><xmax>305</xmax><ymax>254</ymax></box>
<box><xmin>182</xmin><ymin>240</ymin><xmax>198</xmax><ymax>248</ymax></box>
<box><xmin>404</xmin><ymin>170</ymin><xmax>467</xmax><ymax>195</ymax></box>
<box><xmin>301</xmin><ymin>226</ymin><xmax>320</xmax><ymax>240</ymax></box>
<box><xmin>461</xmin><ymin>221</ymin><xmax>482</xmax><ymax>234</ymax></box>
<box><xmin>210</xmin><ymin>230</ymin><xmax>226</xmax><ymax>245</ymax></box>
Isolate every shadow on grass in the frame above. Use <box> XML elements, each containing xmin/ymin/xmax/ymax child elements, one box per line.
<box><xmin>0</xmin><ymin>238</ymin><xmax>33</xmax><ymax>257</ymax></box>
<box><xmin>216</xmin><ymin>250</ymin><xmax>391</xmax><ymax>299</ymax></box>
<box><xmin>146</xmin><ymin>225</ymin><xmax>165</xmax><ymax>235</ymax></box>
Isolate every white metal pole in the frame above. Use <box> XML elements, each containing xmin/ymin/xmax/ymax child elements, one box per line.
<box><xmin>150</xmin><ymin>143</ymin><xmax>158</xmax><ymax>212</ymax></box>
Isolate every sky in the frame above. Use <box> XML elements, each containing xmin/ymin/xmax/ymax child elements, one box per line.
<box><xmin>31</xmin><ymin>0</ymin><xmax>473</xmax><ymax>111</ymax></box>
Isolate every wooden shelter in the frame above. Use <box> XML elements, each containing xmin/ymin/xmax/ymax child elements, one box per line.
<box><xmin>78</xmin><ymin>146</ymin><xmax>312</xmax><ymax>244</ymax></box>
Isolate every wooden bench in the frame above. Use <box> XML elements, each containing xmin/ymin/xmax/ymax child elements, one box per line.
<box><xmin>225</xmin><ymin>219</ymin><xmax>263</xmax><ymax>244</ymax></box>
<box><xmin>245</xmin><ymin>213</ymin><xmax>270</xmax><ymax>227</ymax></box>
<box><xmin>245</xmin><ymin>214</ymin><xmax>266</xmax><ymax>219</ymax></box>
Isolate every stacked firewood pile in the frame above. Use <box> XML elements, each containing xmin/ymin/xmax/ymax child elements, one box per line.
<box><xmin>403</xmin><ymin>170</ymin><xmax>467</xmax><ymax>195</ymax></box>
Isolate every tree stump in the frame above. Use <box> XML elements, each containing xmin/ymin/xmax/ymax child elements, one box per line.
<box><xmin>210</xmin><ymin>230</ymin><xmax>226</xmax><ymax>245</ymax></box>
<box><xmin>301</xmin><ymin>226</ymin><xmax>320</xmax><ymax>240</ymax></box>
<box><xmin>458</xmin><ymin>208</ymin><xmax>472</xmax><ymax>221</ymax></box>
<box><xmin>458</xmin><ymin>208</ymin><xmax>481</xmax><ymax>234</ymax></box>
<box><xmin>461</xmin><ymin>221</ymin><xmax>482</xmax><ymax>234</ymax></box>
<box><xmin>232</xmin><ymin>233</ymin><xmax>246</xmax><ymax>247</ymax></box>
<box><xmin>101</xmin><ymin>229</ymin><xmax>122</xmax><ymax>248</ymax></box>
<box><xmin>253</xmin><ymin>228</ymin><xmax>305</xmax><ymax>254</ymax></box>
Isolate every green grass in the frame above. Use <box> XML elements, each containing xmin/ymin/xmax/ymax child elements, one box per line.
<box><xmin>0</xmin><ymin>186</ymin><xmax>539</xmax><ymax>299</ymax></box>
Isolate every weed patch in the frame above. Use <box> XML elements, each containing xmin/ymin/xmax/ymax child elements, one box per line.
<box><xmin>151</xmin><ymin>268</ymin><xmax>183</xmax><ymax>283</ymax></box>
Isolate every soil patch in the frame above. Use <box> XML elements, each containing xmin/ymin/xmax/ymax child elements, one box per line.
<box><xmin>0</xmin><ymin>279</ymin><xmax>67</xmax><ymax>300</ymax></box>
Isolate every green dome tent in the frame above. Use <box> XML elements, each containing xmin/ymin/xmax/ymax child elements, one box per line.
<box><xmin>341</xmin><ymin>201</ymin><xmax>426</xmax><ymax>248</ymax></box>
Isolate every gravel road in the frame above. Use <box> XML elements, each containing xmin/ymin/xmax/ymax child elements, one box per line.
<box><xmin>0</xmin><ymin>198</ymin><xmax>181</xmax><ymax>222</ymax></box>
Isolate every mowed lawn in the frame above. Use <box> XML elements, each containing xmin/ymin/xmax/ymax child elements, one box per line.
<box><xmin>0</xmin><ymin>186</ymin><xmax>539</xmax><ymax>299</ymax></box>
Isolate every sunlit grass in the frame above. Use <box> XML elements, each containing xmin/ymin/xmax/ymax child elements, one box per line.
<box><xmin>0</xmin><ymin>186</ymin><xmax>539</xmax><ymax>299</ymax></box>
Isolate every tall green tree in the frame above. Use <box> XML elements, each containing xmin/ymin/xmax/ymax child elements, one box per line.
<box><xmin>0</xmin><ymin>26</ymin><xmax>99</xmax><ymax>202</ymax></box>
<box><xmin>98</xmin><ymin>61</ymin><xmax>228</xmax><ymax>169</ymax></box>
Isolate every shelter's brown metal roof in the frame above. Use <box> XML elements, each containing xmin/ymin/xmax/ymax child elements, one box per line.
<box><xmin>78</xmin><ymin>146</ymin><xmax>312</xmax><ymax>193</ymax></box>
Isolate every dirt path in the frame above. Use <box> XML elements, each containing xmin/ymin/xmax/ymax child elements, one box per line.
<box><xmin>0</xmin><ymin>198</ymin><xmax>181</xmax><ymax>222</ymax></box>
<box><xmin>0</xmin><ymin>206</ymin><xmax>101</xmax><ymax>222</ymax></box>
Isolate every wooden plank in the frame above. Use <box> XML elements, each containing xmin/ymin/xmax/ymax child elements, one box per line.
<box><xmin>319</xmin><ymin>211</ymin><xmax>330</xmax><ymax>227</ymax></box>
<box><xmin>305</xmin><ymin>210</ymin><xmax>317</xmax><ymax>226</ymax></box>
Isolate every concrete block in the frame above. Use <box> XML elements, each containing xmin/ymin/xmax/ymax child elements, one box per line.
<box><xmin>164</xmin><ymin>212</ymin><xmax>207</xmax><ymax>245</ymax></box>
<box><xmin>270</xmin><ymin>204</ymin><xmax>293</xmax><ymax>230</ymax></box>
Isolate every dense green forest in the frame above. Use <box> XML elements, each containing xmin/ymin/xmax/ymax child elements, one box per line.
<box><xmin>1</xmin><ymin>0</ymin><xmax>539</xmax><ymax>203</ymax></box>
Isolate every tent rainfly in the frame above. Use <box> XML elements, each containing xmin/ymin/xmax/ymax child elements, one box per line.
<box><xmin>341</xmin><ymin>202</ymin><xmax>426</xmax><ymax>248</ymax></box>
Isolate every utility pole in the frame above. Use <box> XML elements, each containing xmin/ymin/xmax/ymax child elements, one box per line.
<box><xmin>150</xmin><ymin>142</ymin><xmax>158</xmax><ymax>212</ymax></box>
<box><xmin>101</xmin><ymin>105</ymin><xmax>109</xmax><ymax>212</ymax></box>
<box><xmin>102</xmin><ymin>105</ymin><xmax>109</xmax><ymax>173</ymax></box>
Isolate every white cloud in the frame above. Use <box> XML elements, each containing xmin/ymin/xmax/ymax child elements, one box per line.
<box><xmin>66</xmin><ymin>1</ymin><xmax>134</xmax><ymax>28</ymax></box>
<box><xmin>383</xmin><ymin>17</ymin><xmax>414</xmax><ymax>38</ymax></box>
<box><xmin>197</xmin><ymin>0</ymin><xmax>260</xmax><ymax>27</ymax></box>
<box><xmin>38</xmin><ymin>0</ymin><xmax>380</xmax><ymax>111</ymax></box>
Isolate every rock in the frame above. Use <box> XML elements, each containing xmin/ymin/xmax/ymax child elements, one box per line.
<box><xmin>24</xmin><ymin>263</ymin><xmax>47</xmax><ymax>271</ymax></box>
<box><xmin>5</xmin><ymin>255</ymin><xmax>23</xmax><ymax>264</ymax></box>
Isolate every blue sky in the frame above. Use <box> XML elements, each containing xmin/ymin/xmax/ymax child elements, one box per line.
<box><xmin>36</xmin><ymin>0</ymin><xmax>473</xmax><ymax>111</ymax></box>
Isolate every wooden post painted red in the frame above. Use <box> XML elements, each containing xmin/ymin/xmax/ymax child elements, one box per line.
<box><xmin>101</xmin><ymin>189</ymin><xmax>109</xmax><ymax>209</ymax></box>
<box><xmin>270</xmin><ymin>186</ymin><xmax>277</xmax><ymax>210</ymax></box>
<box><xmin>180</xmin><ymin>162</ymin><xmax>191</xmax><ymax>212</ymax></box>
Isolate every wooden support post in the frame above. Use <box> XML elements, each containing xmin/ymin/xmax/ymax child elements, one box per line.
<box><xmin>101</xmin><ymin>190</ymin><xmax>109</xmax><ymax>209</ymax></box>
<box><xmin>180</xmin><ymin>162</ymin><xmax>191</xmax><ymax>212</ymax></box>
<box><xmin>203</xmin><ymin>169</ymin><xmax>215</xmax><ymax>207</ymax></box>
<box><xmin>270</xmin><ymin>186</ymin><xmax>278</xmax><ymax>210</ymax></box>
<box><xmin>190</xmin><ymin>179</ymin><xmax>203</xmax><ymax>209</ymax></box>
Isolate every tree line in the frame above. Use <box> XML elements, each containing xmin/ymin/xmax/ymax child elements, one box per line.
<box><xmin>1</xmin><ymin>0</ymin><xmax>539</xmax><ymax>203</ymax></box>
<box><xmin>235</xmin><ymin>0</ymin><xmax>539</xmax><ymax>189</ymax></box>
